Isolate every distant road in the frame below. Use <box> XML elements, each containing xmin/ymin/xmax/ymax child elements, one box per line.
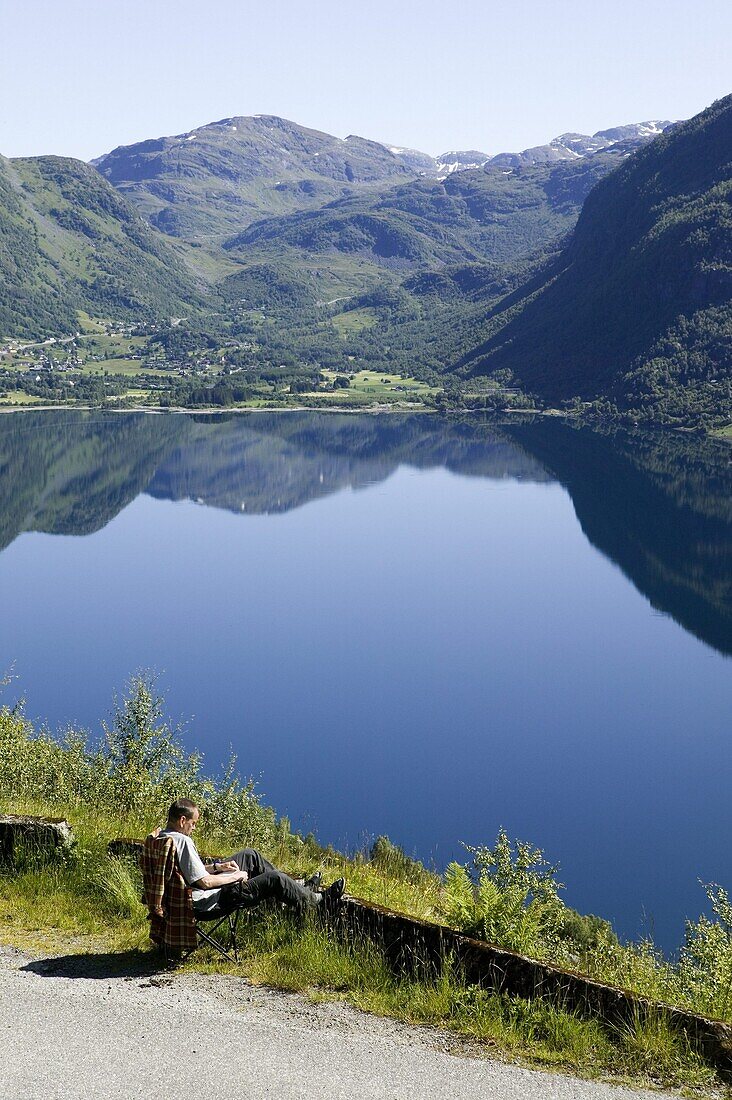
<box><xmin>0</xmin><ymin>945</ymin><xmax>675</xmax><ymax>1100</ymax></box>
<box><xmin>13</xmin><ymin>334</ymin><xmax>80</xmax><ymax>351</ymax></box>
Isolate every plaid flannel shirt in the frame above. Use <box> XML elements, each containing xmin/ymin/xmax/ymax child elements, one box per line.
<box><xmin>140</xmin><ymin>833</ymin><xmax>198</xmax><ymax>952</ymax></box>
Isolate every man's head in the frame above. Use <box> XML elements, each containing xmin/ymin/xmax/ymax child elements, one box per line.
<box><xmin>166</xmin><ymin>798</ymin><xmax>200</xmax><ymax>836</ymax></box>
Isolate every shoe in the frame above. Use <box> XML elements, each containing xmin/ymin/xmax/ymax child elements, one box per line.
<box><xmin>321</xmin><ymin>877</ymin><xmax>346</xmax><ymax>911</ymax></box>
<box><xmin>303</xmin><ymin>871</ymin><xmax>323</xmax><ymax>891</ymax></box>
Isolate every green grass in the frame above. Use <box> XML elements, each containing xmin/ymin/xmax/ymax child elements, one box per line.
<box><xmin>76</xmin><ymin>359</ymin><xmax>171</xmax><ymax>377</ymax></box>
<box><xmin>0</xmin><ymin>390</ymin><xmax>47</xmax><ymax>405</ymax></box>
<box><xmin>349</xmin><ymin>371</ymin><xmax>434</xmax><ymax>398</ymax></box>
<box><xmin>315</xmin><ymin>370</ymin><xmax>435</xmax><ymax>405</ymax></box>
<box><xmin>75</xmin><ymin>311</ymin><xmax>108</xmax><ymax>334</ymax></box>
<box><xmin>331</xmin><ymin>307</ymin><xmax>379</xmax><ymax>335</ymax></box>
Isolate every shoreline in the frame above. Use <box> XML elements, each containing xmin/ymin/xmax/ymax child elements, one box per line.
<box><xmin>0</xmin><ymin>401</ymin><xmax>433</xmax><ymax>417</ymax></box>
<box><xmin>1</xmin><ymin>402</ymin><xmax>729</xmax><ymax>438</ymax></box>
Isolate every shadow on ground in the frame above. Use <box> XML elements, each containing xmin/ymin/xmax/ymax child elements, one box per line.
<box><xmin>21</xmin><ymin>949</ymin><xmax>167</xmax><ymax>980</ymax></box>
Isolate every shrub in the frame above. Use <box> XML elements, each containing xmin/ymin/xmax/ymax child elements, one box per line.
<box><xmin>679</xmin><ymin>883</ymin><xmax>732</xmax><ymax>1018</ymax></box>
<box><xmin>0</xmin><ymin>673</ymin><xmax>277</xmax><ymax>850</ymax></box>
<box><xmin>441</xmin><ymin>830</ymin><xmax>566</xmax><ymax>957</ymax></box>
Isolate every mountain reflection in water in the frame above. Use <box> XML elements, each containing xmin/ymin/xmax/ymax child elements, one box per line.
<box><xmin>0</xmin><ymin>411</ymin><xmax>729</xmax><ymax>655</ymax></box>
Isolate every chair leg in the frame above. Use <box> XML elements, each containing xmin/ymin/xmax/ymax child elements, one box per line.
<box><xmin>196</xmin><ymin>925</ymin><xmax>237</xmax><ymax>964</ymax></box>
<box><xmin>228</xmin><ymin>910</ymin><xmax>241</xmax><ymax>962</ymax></box>
<box><xmin>163</xmin><ymin>944</ymin><xmax>190</xmax><ymax>970</ymax></box>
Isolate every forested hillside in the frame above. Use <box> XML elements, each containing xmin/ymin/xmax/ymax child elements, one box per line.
<box><xmin>452</xmin><ymin>96</ymin><xmax>732</xmax><ymax>424</ymax></box>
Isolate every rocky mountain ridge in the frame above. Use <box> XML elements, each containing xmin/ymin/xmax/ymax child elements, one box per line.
<box><xmin>92</xmin><ymin>114</ymin><xmax>678</xmax><ymax>242</ymax></box>
<box><xmin>93</xmin><ymin>115</ymin><xmax>431</xmax><ymax>241</ymax></box>
<box><xmin>489</xmin><ymin>121</ymin><xmax>673</xmax><ymax>167</ymax></box>
<box><xmin>433</xmin><ymin>122</ymin><xmax>673</xmax><ymax>177</ymax></box>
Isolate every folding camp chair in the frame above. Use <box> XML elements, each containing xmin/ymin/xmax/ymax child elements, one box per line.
<box><xmin>139</xmin><ymin>833</ymin><xmax>243</xmax><ymax>965</ymax></box>
<box><xmin>196</xmin><ymin>904</ymin><xmax>243</xmax><ymax>964</ymax></box>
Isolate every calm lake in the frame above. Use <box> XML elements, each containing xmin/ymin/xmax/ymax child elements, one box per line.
<box><xmin>1</xmin><ymin>410</ymin><xmax>730</xmax><ymax>951</ymax></box>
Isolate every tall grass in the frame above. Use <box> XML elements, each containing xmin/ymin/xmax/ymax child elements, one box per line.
<box><xmin>189</xmin><ymin>908</ymin><xmax>718</xmax><ymax>1090</ymax></box>
<box><xmin>0</xmin><ymin>673</ymin><xmax>278</xmax><ymax>850</ymax></box>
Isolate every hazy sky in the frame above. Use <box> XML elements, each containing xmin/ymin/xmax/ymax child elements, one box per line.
<box><xmin>1</xmin><ymin>0</ymin><xmax>729</xmax><ymax>161</ymax></box>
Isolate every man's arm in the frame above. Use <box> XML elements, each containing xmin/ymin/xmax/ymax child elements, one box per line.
<box><xmin>193</xmin><ymin>867</ymin><xmax>248</xmax><ymax>891</ymax></box>
<box><xmin>203</xmin><ymin>859</ymin><xmax>240</xmax><ymax>875</ymax></box>
<box><xmin>174</xmin><ymin>836</ymin><xmax>245</xmax><ymax>892</ymax></box>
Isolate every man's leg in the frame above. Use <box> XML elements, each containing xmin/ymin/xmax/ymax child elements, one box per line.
<box><xmin>229</xmin><ymin>848</ymin><xmax>277</xmax><ymax>878</ymax></box>
<box><xmin>223</xmin><ymin>848</ymin><xmax>344</xmax><ymax>914</ymax></box>
<box><xmin>235</xmin><ymin>869</ymin><xmax>318</xmax><ymax>912</ymax></box>
<box><xmin>227</xmin><ymin>848</ymin><xmax>318</xmax><ymax>912</ymax></box>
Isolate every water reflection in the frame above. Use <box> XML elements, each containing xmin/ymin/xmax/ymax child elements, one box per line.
<box><xmin>502</xmin><ymin>420</ymin><xmax>732</xmax><ymax>657</ymax></box>
<box><xmin>0</xmin><ymin>410</ymin><xmax>729</xmax><ymax>655</ymax></box>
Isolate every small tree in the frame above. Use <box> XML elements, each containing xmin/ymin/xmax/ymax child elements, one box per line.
<box><xmin>679</xmin><ymin>883</ymin><xmax>732</xmax><ymax>1018</ymax></box>
<box><xmin>102</xmin><ymin>673</ymin><xmax>200</xmax><ymax>818</ymax></box>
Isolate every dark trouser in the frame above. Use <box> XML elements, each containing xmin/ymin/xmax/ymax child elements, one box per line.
<box><xmin>213</xmin><ymin>848</ymin><xmax>317</xmax><ymax>915</ymax></box>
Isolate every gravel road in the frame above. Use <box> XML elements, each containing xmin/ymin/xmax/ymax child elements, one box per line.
<box><xmin>1</xmin><ymin>944</ymin><xmax>680</xmax><ymax>1100</ymax></box>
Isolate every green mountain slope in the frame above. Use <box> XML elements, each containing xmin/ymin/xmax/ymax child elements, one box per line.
<box><xmin>0</xmin><ymin>155</ymin><xmax>200</xmax><ymax>339</ymax></box>
<box><xmin>93</xmin><ymin>115</ymin><xmax>431</xmax><ymax>243</ymax></box>
<box><xmin>454</xmin><ymin>96</ymin><xmax>732</xmax><ymax>423</ymax></box>
<box><xmin>225</xmin><ymin>147</ymin><xmax>636</xmax><ymax>269</ymax></box>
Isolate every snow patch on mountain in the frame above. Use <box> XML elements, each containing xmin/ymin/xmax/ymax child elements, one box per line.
<box><xmin>488</xmin><ymin>121</ymin><xmax>675</xmax><ymax>169</ymax></box>
<box><xmin>435</xmin><ymin>150</ymin><xmax>491</xmax><ymax>178</ymax></box>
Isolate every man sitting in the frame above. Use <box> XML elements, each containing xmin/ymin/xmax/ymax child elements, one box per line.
<box><xmin>159</xmin><ymin>797</ymin><xmax>345</xmax><ymax>916</ymax></box>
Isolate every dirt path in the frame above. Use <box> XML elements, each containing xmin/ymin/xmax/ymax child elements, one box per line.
<box><xmin>0</xmin><ymin>945</ymin><xmax>680</xmax><ymax>1100</ymax></box>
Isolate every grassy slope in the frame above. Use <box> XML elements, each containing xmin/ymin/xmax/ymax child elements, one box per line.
<box><xmin>0</xmin><ymin>155</ymin><xmax>201</xmax><ymax>340</ymax></box>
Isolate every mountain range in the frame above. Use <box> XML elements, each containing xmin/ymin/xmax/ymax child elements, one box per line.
<box><xmin>0</xmin><ymin>101</ymin><xmax>729</xmax><ymax>425</ymax></box>
<box><xmin>0</xmin><ymin>111</ymin><xmax>678</xmax><ymax>336</ymax></box>
<box><xmin>92</xmin><ymin>115</ymin><xmax>673</xmax><ymax>240</ymax></box>
<box><xmin>91</xmin><ymin>115</ymin><xmax>674</xmax><ymax>265</ymax></box>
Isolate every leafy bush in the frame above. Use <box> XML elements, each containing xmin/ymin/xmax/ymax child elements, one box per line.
<box><xmin>440</xmin><ymin>828</ymin><xmax>732</xmax><ymax>1023</ymax></box>
<box><xmin>369</xmin><ymin>835</ymin><xmax>432</xmax><ymax>888</ymax></box>
<box><xmin>679</xmin><ymin>883</ymin><xmax>732</xmax><ymax>1018</ymax></box>
<box><xmin>442</xmin><ymin>830</ymin><xmax>566</xmax><ymax>956</ymax></box>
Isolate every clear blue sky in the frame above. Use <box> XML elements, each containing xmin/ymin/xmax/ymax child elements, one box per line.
<box><xmin>0</xmin><ymin>0</ymin><xmax>729</xmax><ymax>161</ymax></box>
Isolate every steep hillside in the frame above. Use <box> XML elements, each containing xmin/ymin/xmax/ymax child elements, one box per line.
<box><xmin>0</xmin><ymin>155</ymin><xmax>200</xmax><ymax>339</ymax></box>
<box><xmin>454</xmin><ymin>96</ymin><xmax>732</xmax><ymax>424</ymax></box>
<box><xmin>93</xmin><ymin>116</ymin><xmax>432</xmax><ymax>242</ymax></box>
